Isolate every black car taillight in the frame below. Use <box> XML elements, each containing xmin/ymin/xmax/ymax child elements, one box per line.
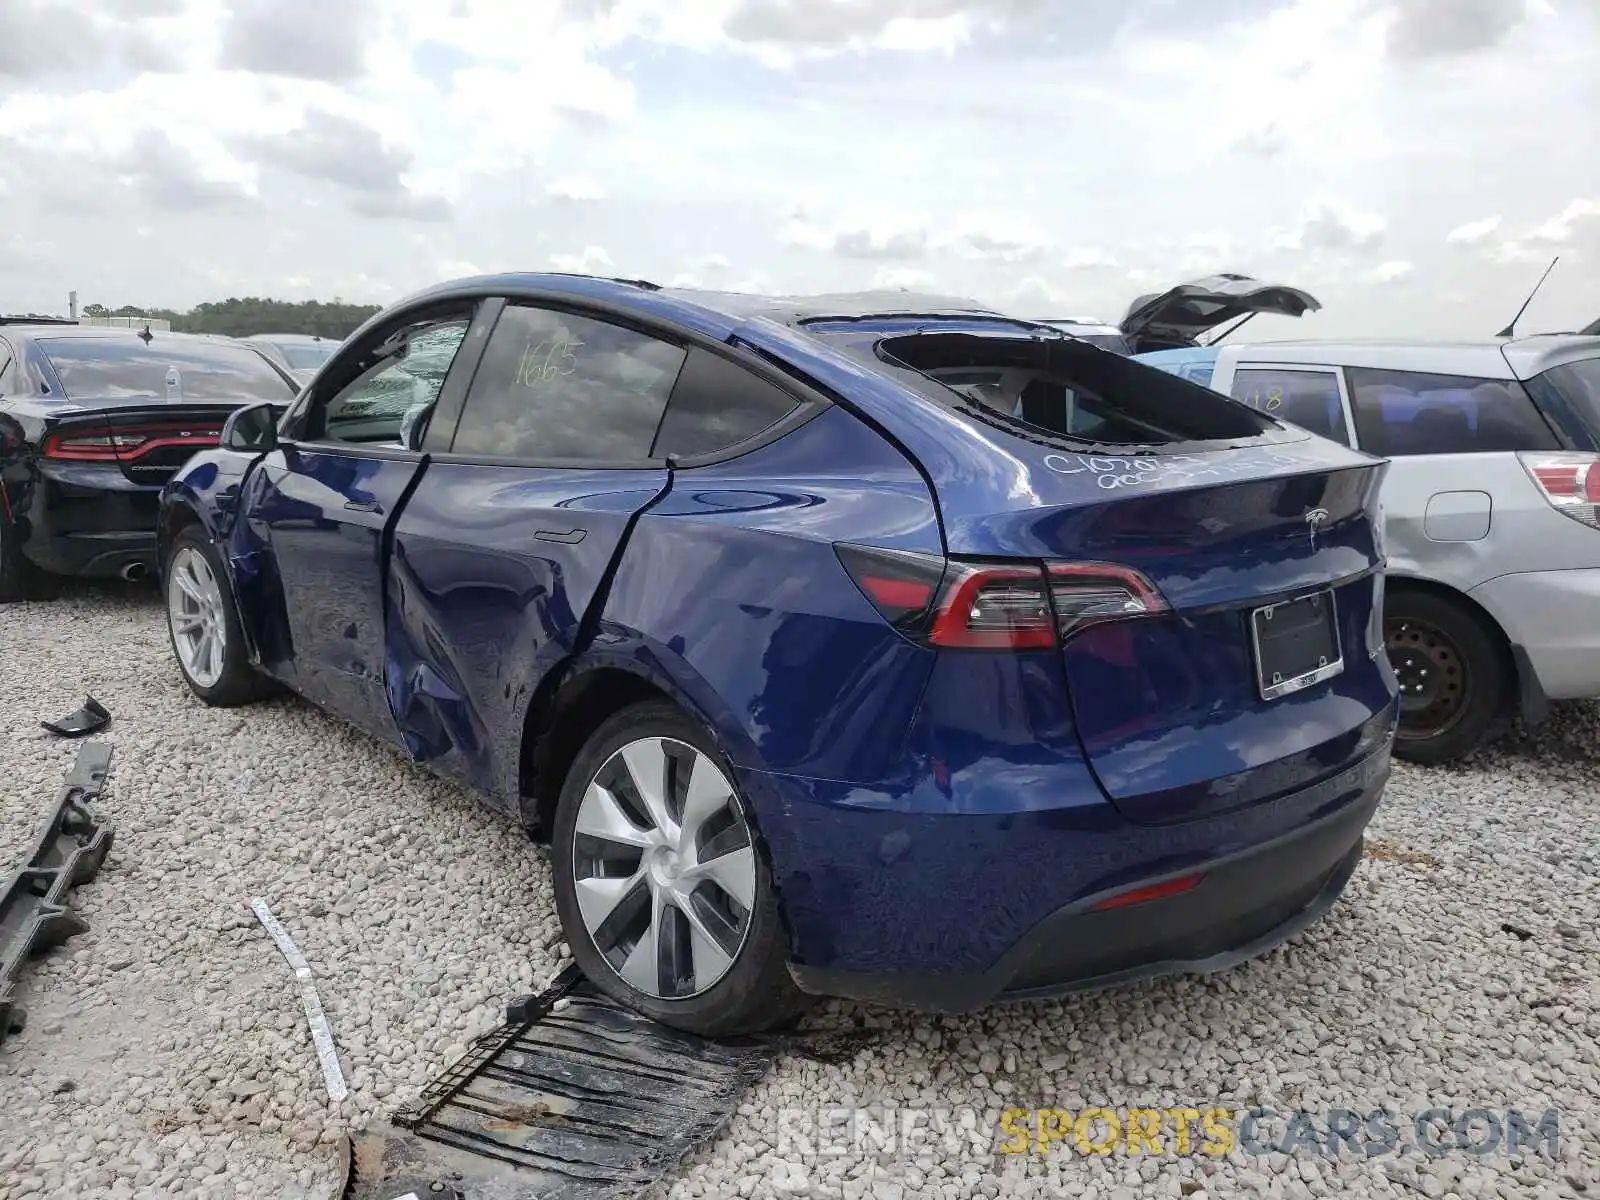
<box><xmin>837</xmin><ymin>544</ymin><xmax>1166</xmax><ymax>650</ymax></box>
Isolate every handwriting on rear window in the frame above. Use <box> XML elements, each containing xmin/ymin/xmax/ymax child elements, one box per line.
<box><xmin>1239</xmin><ymin>386</ymin><xmax>1285</xmax><ymax>413</ymax></box>
<box><xmin>514</xmin><ymin>338</ymin><xmax>582</xmax><ymax>389</ymax></box>
<box><xmin>1042</xmin><ymin>452</ymin><xmax>1306</xmax><ymax>490</ymax></box>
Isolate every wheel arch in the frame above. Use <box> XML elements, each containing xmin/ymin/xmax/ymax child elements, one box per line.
<box><xmin>516</xmin><ymin>636</ymin><xmax>768</xmax><ymax>842</ymax></box>
<box><xmin>1384</xmin><ymin>571</ymin><xmax>1539</xmax><ymax>720</ymax></box>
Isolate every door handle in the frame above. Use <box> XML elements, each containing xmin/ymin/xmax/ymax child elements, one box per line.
<box><xmin>344</xmin><ymin>499</ymin><xmax>382</xmax><ymax>513</ymax></box>
<box><xmin>534</xmin><ymin>528</ymin><xmax>586</xmax><ymax>544</ymax></box>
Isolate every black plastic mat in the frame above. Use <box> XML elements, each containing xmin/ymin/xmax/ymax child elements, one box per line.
<box><xmin>346</xmin><ymin>967</ymin><xmax>777</xmax><ymax>1199</ymax></box>
<box><xmin>0</xmin><ymin>742</ymin><xmax>114</xmax><ymax>1044</ymax></box>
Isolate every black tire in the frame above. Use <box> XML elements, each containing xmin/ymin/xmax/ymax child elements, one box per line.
<box><xmin>163</xmin><ymin>524</ymin><xmax>276</xmax><ymax>707</ymax></box>
<box><xmin>1385</xmin><ymin>587</ymin><xmax>1508</xmax><ymax>765</ymax></box>
<box><xmin>551</xmin><ymin>700</ymin><xmax>808</xmax><ymax>1036</ymax></box>
<box><xmin>0</xmin><ymin>502</ymin><xmax>61</xmax><ymax>603</ymax></box>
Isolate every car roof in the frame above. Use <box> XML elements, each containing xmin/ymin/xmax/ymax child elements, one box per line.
<box><xmin>4</xmin><ymin>323</ymin><xmax>191</xmax><ymax>341</ymax></box>
<box><xmin>245</xmin><ymin>333</ymin><xmax>335</xmax><ymax>344</ymax></box>
<box><xmin>393</xmin><ymin>273</ymin><xmax>1011</xmax><ymax>340</ymax></box>
<box><xmin>1210</xmin><ymin>336</ymin><xmax>1600</xmax><ymax>380</ymax></box>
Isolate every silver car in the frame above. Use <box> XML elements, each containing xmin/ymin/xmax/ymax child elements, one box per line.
<box><xmin>1138</xmin><ymin>335</ymin><xmax>1600</xmax><ymax>764</ymax></box>
<box><xmin>242</xmin><ymin>334</ymin><xmax>340</xmax><ymax>385</ymax></box>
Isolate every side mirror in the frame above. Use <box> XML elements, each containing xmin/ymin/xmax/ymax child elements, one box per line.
<box><xmin>222</xmin><ymin>403</ymin><xmax>280</xmax><ymax>452</ymax></box>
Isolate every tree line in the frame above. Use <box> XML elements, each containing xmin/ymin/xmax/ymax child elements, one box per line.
<box><xmin>78</xmin><ymin>298</ymin><xmax>383</xmax><ymax>339</ymax></box>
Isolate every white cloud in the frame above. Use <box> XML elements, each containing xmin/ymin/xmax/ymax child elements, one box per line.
<box><xmin>546</xmin><ymin>175</ymin><xmax>606</xmax><ymax>202</ymax></box>
<box><xmin>1370</xmin><ymin>260</ymin><xmax>1414</xmax><ymax>283</ymax></box>
<box><xmin>1525</xmin><ymin>198</ymin><xmax>1600</xmax><ymax>246</ymax></box>
<box><xmin>1</xmin><ymin>0</ymin><xmax>1596</xmax><ymax>339</ymax></box>
<box><xmin>1447</xmin><ymin>215</ymin><xmax>1502</xmax><ymax>244</ymax></box>
<box><xmin>548</xmin><ymin>245</ymin><xmax>614</xmax><ymax>274</ymax></box>
<box><xmin>873</xmin><ymin>265</ymin><xmax>937</xmax><ymax>291</ymax></box>
<box><xmin>1271</xmin><ymin>198</ymin><xmax>1387</xmax><ymax>254</ymax></box>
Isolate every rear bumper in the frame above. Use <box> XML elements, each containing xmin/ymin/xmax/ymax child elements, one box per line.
<box><xmin>772</xmin><ymin>739</ymin><xmax>1390</xmax><ymax>1014</ymax></box>
<box><xmin>13</xmin><ymin>465</ymin><xmax>162</xmax><ymax>578</ymax></box>
<box><xmin>1470</xmin><ymin>568</ymin><xmax>1600</xmax><ymax>701</ymax></box>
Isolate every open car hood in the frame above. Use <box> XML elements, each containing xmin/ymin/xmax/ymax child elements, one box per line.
<box><xmin>1120</xmin><ymin>273</ymin><xmax>1321</xmax><ymax>353</ymax></box>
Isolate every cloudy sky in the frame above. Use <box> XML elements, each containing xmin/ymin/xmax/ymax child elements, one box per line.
<box><xmin>2</xmin><ymin>0</ymin><xmax>1597</xmax><ymax>339</ymax></box>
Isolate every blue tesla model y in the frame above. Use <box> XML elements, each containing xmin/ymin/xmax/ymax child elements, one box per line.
<box><xmin>158</xmin><ymin>274</ymin><xmax>1398</xmax><ymax>1035</ymax></box>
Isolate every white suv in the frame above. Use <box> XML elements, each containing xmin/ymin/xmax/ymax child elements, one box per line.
<box><xmin>1137</xmin><ymin>336</ymin><xmax>1600</xmax><ymax>764</ymax></box>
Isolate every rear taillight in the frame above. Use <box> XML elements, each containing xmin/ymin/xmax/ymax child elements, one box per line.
<box><xmin>43</xmin><ymin>423</ymin><xmax>222</xmax><ymax>462</ymax></box>
<box><xmin>1046</xmin><ymin>563</ymin><xmax>1166</xmax><ymax>638</ymax></box>
<box><xmin>836</xmin><ymin>544</ymin><xmax>1166</xmax><ymax>650</ymax></box>
<box><xmin>1520</xmin><ymin>452</ymin><xmax>1600</xmax><ymax>528</ymax></box>
<box><xmin>931</xmin><ymin>564</ymin><xmax>1059</xmax><ymax>649</ymax></box>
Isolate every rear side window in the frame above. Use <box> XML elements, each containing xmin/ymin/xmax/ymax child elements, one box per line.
<box><xmin>37</xmin><ymin>337</ymin><xmax>295</xmax><ymax>403</ymax></box>
<box><xmin>1346</xmin><ymin>367</ymin><xmax>1557</xmax><ymax>456</ymax></box>
<box><xmin>1539</xmin><ymin>357</ymin><xmax>1600</xmax><ymax>433</ymax></box>
<box><xmin>1230</xmin><ymin>367</ymin><xmax>1350</xmax><ymax>445</ymax></box>
<box><xmin>277</xmin><ymin>342</ymin><xmax>336</xmax><ymax>371</ymax></box>
<box><xmin>652</xmin><ymin>347</ymin><xmax>801</xmax><ymax>459</ymax></box>
<box><xmin>452</xmin><ymin>305</ymin><xmax>686</xmax><ymax>462</ymax></box>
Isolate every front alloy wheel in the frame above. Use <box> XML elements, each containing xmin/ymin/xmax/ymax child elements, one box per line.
<box><xmin>163</xmin><ymin>525</ymin><xmax>275</xmax><ymax>707</ymax></box>
<box><xmin>168</xmin><ymin>545</ymin><xmax>228</xmax><ymax>688</ymax></box>
<box><xmin>572</xmin><ymin>737</ymin><xmax>756</xmax><ymax>1000</ymax></box>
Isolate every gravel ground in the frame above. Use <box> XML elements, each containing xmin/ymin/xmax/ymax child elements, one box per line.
<box><xmin>1</xmin><ymin>584</ymin><xmax>1596</xmax><ymax>1200</ymax></box>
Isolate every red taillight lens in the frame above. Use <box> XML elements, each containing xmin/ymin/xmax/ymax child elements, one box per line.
<box><xmin>1090</xmin><ymin>872</ymin><xmax>1205</xmax><ymax>912</ymax></box>
<box><xmin>43</xmin><ymin>423</ymin><xmax>222</xmax><ymax>462</ymax></box>
<box><xmin>837</xmin><ymin>544</ymin><xmax>1167</xmax><ymax>651</ymax></box>
<box><xmin>1520</xmin><ymin>452</ymin><xmax>1600</xmax><ymax>527</ymax></box>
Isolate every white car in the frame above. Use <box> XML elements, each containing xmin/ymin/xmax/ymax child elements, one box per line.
<box><xmin>1138</xmin><ymin>335</ymin><xmax>1600</xmax><ymax>763</ymax></box>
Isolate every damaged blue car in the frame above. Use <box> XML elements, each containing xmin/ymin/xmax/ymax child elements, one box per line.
<box><xmin>158</xmin><ymin>274</ymin><xmax>1398</xmax><ymax>1035</ymax></box>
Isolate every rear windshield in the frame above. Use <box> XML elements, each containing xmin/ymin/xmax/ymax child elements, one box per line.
<box><xmin>276</xmin><ymin>342</ymin><xmax>336</xmax><ymax>371</ymax></box>
<box><xmin>873</xmin><ymin>332</ymin><xmax>1275</xmax><ymax>446</ymax></box>
<box><xmin>39</xmin><ymin>337</ymin><xmax>296</xmax><ymax>403</ymax></box>
<box><xmin>1540</xmin><ymin>357</ymin><xmax>1600</xmax><ymax>433</ymax></box>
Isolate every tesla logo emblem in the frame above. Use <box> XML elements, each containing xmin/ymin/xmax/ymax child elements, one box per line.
<box><xmin>1305</xmin><ymin>507</ymin><xmax>1330</xmax><ymax>550</ymax></box>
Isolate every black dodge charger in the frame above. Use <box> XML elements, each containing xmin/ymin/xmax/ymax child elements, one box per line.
<box><xmin>0</xmin><ymin>322</ymin><xmax>299</xmax><ymax>601</ymax></box>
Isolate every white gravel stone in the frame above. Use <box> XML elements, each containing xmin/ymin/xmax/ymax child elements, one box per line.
<box><xmin>2</xmin><ymin>585</ymin><xmax>1597</xmax><ymax>1199</ymax></box>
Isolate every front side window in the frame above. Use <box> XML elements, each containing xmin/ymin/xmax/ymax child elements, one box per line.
<box><xmin>320</xmin><ymin>320</ymin><xmax>469</xmax><ymax>446</ymax></box>
<box><xmin>452</xmin><ymin>305</ymin><xmax>686</xmax><ymax>462</ymax></box>
<box><xmin>37</xmin><ymin>336</ymin><xmax>297</xmax><ymax>403</ymax></box>
<box><xmin>1346</xmin><ymin>366</ymin><xmax>1557</xmax><ymax>456</ymax></box>
<box><xmin>1230</xmin><ymin>367</ymin><xmax>1350</xmax><ymax>445</ymax></box>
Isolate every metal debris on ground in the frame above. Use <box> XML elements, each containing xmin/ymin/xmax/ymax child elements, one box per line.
<box><xmin>250</xmin><ymin>896</ymin><xmax>349</xmax><ymax>1102</ymax></box>
<box><xmin>40</xmin><ymin>695</ymin><xmax>112</xmax><ymax>738</ymax></box>
<box><xmin>344</xmin><ymin>966</ymin><xmax>777</xmax><ymax>1200</ymax></box>
<box><xmin>0</xmin><ymin>741</ymin><xmax>114</xmax><ymax>1044</ymax></box>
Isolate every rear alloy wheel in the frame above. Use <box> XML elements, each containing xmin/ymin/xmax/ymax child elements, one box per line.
<box><xmin>552</xmin><ymin>702</ymin><xmax>807</xmax><ymax>1036</ymax></box>
<box><xmin>164</xmin><ymin>526</ymin><xmax>275</xmax><ymax>706</ymax></box>
<box><xmin>1385</xmin><ymin>589</ymin><xmax>1506</xmax><ymax>765</ymax></box>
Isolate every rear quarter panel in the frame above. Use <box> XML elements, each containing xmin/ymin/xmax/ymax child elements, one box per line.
<box><xmin>599</xmin><ymin>404</ymin><xmax>944</xmax><ymax>785</ymax></box>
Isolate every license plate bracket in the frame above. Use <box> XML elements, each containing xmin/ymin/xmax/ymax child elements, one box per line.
<box><xmin>1251</xmin><ymin>590</ymin><xmax>1343</xmax><ymax>700</ymax></box>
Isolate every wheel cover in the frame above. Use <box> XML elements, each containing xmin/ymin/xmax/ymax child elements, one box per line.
<box><xmin>1385</xmin><ymin>616</ymin><xmax>1470</xmax><ymax>740</ymax></box>
<box><xmin>167</xmin><ymin>546</ymin><xmax>227</xmax><ymax>688</ymax></box>
<box><xmin>571</xmin><ymin>737</ymin><xmax>757</xmax><ymax>1001</ymax></box>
